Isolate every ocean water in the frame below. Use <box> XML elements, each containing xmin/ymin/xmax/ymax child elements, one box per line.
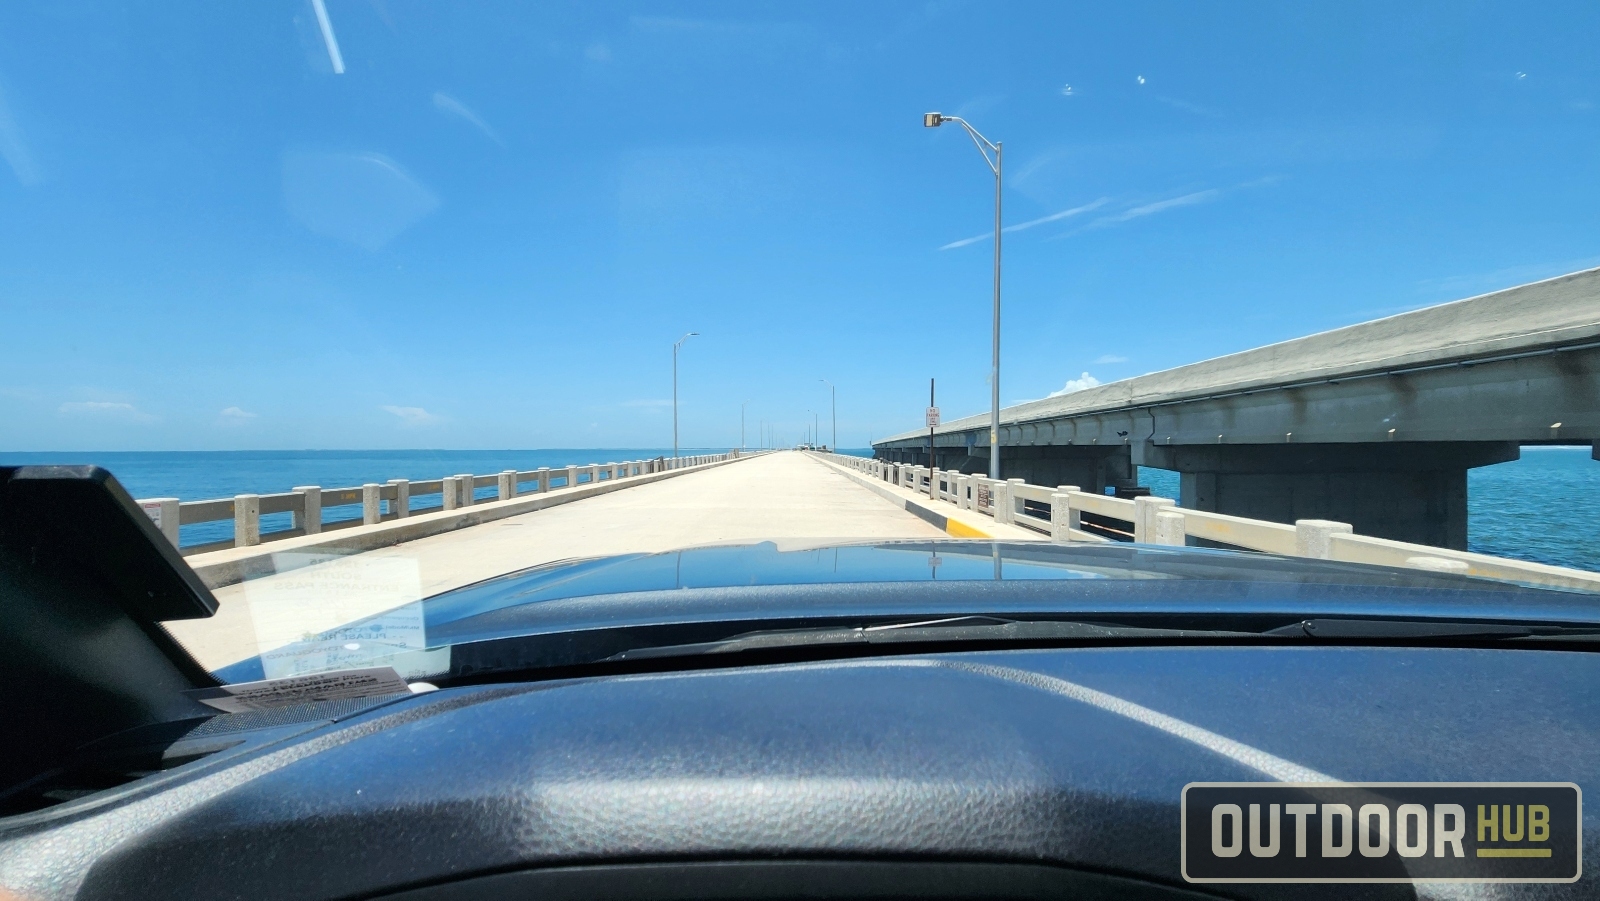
<box><xmin>0</xmin><ymin>448</ymin><xmax>735</xmax><ymax>548</ymax></box>
<box><xmin>1138</xmin><ymin>446</ymin><xmax>1599</xmax><ymax>572</ymax></box>
<box><xmin>4</xmin><ymin>447</ymin><xmax>1594</xmax><ymax>572</ymax></box>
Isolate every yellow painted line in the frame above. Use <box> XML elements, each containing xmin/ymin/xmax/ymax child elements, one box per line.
<box><xmin>1476</xmin><ymin>848</ymin><xmax>1552</xmax><ymax>858</ymax></box>
<box><xmin>944</xmin><ymin>518</ymin><xmax>992</xmax><ymax>538</ymax></box>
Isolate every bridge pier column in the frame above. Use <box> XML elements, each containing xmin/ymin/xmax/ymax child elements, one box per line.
<box><xmin>1138</xmin><ymin>442</ymin><xmax>1520</xmax><ymax>550</ymax></box>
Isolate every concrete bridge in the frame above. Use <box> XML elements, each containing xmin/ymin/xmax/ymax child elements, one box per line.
<box><xmin>874</xmin><ymin>267</ymin><xmax>1600</xmax><ymax>549</ymax></box>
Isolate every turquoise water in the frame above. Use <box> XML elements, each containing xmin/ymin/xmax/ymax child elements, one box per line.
<box><xmin>1137</xmin><ymin>446</ymin><xmax>1599</xmax><ymax>572</ymax></box>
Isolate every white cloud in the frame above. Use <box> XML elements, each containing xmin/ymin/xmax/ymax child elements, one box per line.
<box><xmin>1093</xmin><ymin>354</ymin><xmax>1129</xmax><ymax>364</ymax></box>
<box><xmin>1050</xmin><ymin>372</ymin><xmax>1101</xmax><ymax>397</ymax></box>
<box><xmin>381</xmin><ymin>405</ymin><xmax>439</xmax><ymax>425</ymax></box>
<box><xmin>941</xmin><ymin>198</ymin><xmax>1110</xmax><ymax>250</ymax></box>
<box><xmin>220</xmin><ymin>406</ymin><xmax>257</xmax><ymax>421</ymax></box>
<box><xmin>57</xmin><ymin>401</ymin><xmax>156</xmax><ymax>422</ymax></box>
<box><xmin>1046</xmin><ymin>177</ymin><xmax>1281</xmax><ymax>242</ymax></box>
<box><xmin>432</xmin><ymin>92</ymin><xmax>503</xmax><ymax>145</ymax></box>
<box><xmin>1088</xmin><ymin>189</ymin><xmax>1221</xmax><ymax>228</ymax></box>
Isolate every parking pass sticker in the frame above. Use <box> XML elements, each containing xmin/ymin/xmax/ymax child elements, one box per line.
<box><xmin>1182</xmin><ymin>783</ymin><xmax>1581</xmax><ymax>883</ymax></box>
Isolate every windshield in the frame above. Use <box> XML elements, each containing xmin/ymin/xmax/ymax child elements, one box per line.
<box><xmin>0</xmin><ymin>3</ymin><xmax>1597</xmax><ymax>683</ymax></box>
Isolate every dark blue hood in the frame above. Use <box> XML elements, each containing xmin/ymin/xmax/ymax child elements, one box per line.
<box><xmin>214</xmin><ymin>540</ymin><xmax>1598</xmax><ymax>683</ymax></box>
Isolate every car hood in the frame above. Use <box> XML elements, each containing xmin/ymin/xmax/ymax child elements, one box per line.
<box><xmin>213</xmin><ymin>540</ymin><xmax>1600</xmax><ymax>684</ymax></box>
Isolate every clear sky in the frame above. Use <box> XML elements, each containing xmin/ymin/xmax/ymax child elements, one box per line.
<box><xmin>2</xmin><ymin>1</ymin><xmax>1597</xmax><ymax>451</ymax></box>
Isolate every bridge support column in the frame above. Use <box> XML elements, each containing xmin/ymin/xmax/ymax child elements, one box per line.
<box><xmin>1137</xmin><ymin>442</ymin><xmax>1520</xmax><ymax>550</ymax></box>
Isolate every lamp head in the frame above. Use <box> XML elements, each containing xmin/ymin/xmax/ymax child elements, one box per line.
<box><xmin>923</xmin><ymin>112</ymin><xmax>943</xmax><ymax>127</ymax></box>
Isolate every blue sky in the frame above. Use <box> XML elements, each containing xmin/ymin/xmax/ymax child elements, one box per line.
<box><xmin>2</xmin><ymin>1</ymin><xmax>1598</xmax><ymax>451</ymax></box>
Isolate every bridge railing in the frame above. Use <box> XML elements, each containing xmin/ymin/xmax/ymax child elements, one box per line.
<box><xmin>136</xmin><ymin>452</ymin><xmax>746</xmax><ymax>556</ymax></box>
<box><xmin>815</xmin><ymin>452</ymin><xmax>1600</xmax><ymax>594</ymax></box>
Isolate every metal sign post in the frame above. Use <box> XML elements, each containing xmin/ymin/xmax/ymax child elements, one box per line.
<box><xmin>926</xmin><ymin>379</ymin><xmax>939</xmax><ymax>475</ymax></box>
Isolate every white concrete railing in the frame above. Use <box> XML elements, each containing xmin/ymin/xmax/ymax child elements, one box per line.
<box><xmin>137</xmin><ymin>452</ymin><xmax>748</xmax><ymax>556</ymax></box>
<box><xmin>817</xmin><ymin>453</ymin><xmax>1600</xmax><ymax>594</ymax></box>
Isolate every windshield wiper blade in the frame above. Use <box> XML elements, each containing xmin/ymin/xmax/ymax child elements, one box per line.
<box><xmin>606</xmin><ymin>616</ymin><xmax>1262</xmax><ymax>661</ymax></box>
<box><xmin>1267</xmin><ymin>619</ymin><xmax>1600</xmax><ymax>641</ymax></box>
<box><xmin>604</xmin><ymin>615</ymin><xmax>1600</xmax><ymax>663</ymax></box>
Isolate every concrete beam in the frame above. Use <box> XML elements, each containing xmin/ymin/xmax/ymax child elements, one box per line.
<box><xmin>1146</xmin><ymin>441</ymin><xmax>1520</xmax><ymax>550</ymax></box>
<box><xmin>879</xmin><ymin>266</ymin><xmax>1600</xmax><ymax>448</ymax></box>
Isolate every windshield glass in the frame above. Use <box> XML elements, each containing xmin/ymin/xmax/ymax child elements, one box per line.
<box><xmin>1</xmin><ymin>3</ymin><xmax>1596</xmax><ymax>683</ymax></box>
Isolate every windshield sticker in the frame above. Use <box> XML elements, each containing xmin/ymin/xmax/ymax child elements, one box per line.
<box><xmin>1182</xmin><ymin>783</ymin><xmax>1581</xmax><ymax>883</ymax></box>
<box><xmin>244</xmin><ymin>553</ymin><xmax>425</xmax><ymax>679</ymax></box>
<box><xmin>185</xmin><ymin>666</ymin><xmax>412</xmax><ymax>714</ymax></box>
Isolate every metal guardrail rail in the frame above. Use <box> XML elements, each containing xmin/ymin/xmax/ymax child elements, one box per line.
<box><xmin>135</xmin><ymin>453</ymin><xmax>746</xmax><ymax>556</ymax></box>
<box><xmin>818</xmin><ymin>452</ymin><xmax>1600</xmax><ymax>594</ymax></box>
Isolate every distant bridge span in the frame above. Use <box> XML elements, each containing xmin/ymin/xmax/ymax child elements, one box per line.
<box><xmin>874</xmin><ymin>267</ymin><xmax>1600</xmax><ymax>549</ymax></box>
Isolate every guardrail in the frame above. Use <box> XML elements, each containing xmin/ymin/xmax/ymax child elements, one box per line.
<box><xmin>136</xmin><ymin>452</ymin><xmax>746</xmax><ymax>556</ymax></box>
<box><xmin>817</xmin><ymin>453</ymin><xmax>1600</xmax><ymax>593</ymax></box>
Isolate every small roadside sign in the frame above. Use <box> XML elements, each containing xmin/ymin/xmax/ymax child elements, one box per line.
<box><xmin>926</xmin><ymin>406</ymin><xmax>940</xmax><ymax>427</ymax></box>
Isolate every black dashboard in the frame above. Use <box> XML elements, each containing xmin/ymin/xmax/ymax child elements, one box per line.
<box><xmin>3</xmin><ymin>644</ymin><xmax>1597</xmax><ymax>900</ymax></box>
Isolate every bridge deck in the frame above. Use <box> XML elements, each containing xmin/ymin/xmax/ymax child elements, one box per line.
<box><xmin>167</xmin><ymin>452</ymin><xmax>949</xmax><ymax>672</ymax></box>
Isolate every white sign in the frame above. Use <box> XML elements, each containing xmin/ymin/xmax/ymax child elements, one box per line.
<box><xmin>244</xmin><ymin>553</ymin><xmax>434</xmax><ymax>680</ymax></box>
<box><xmin>925</xmin><ymin>406</ymin><xmax>941</xmax><ymax>427</ymax></box>
<box><xmin>185</xmin><ymin>666</ymin><xmax>412</xmax><ymax>714</ymax></box>
<box><xmin>139</xmin><ymin>500</ymin><xmax>164</xmax><ymax>529</ymax></box>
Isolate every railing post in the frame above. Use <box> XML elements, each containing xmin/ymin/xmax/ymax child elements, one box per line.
<box><xmin>537</xmin><ymin>467</ymin><xmax>551</xmax><ymax>493</ymax></box>
<box><xmin>1154</xmin><ymin>510</ymin><xmax>1187</xmax><ymax>547</ymax></box>
<box><xmin>139</xmin><ymin>497</ymin><xmax>181</xmax><ymax>547</ymax></box>
<box><xmin>955</xmin><ymin>474</ymin><xmax>971</xmax><ymax>510</ymax></box>
<box><xmin>587</xmin><ymin>464</ymin><xmax>599</xmax><ymax>485</ymax></box>
<box><xmin>293</xmin><ymin>486</ymin><xmax>322</xmax><ymax>533</ymax></box>
<box><xmin>388</xmin><ymin>479</ymin><xmax>409</xmax><ymax>519</ymax></box>
<box><xmin>362</xmin><ymin>484</ymin><xmax>381</xmax><ymax>525</ymax></box>
<box><xmin>499</xmin><ymin>470</ymin><xmax>516</xmax><ymax>500</ymax></box>
<box><xmin>928</xmin><ymin>467</ymin><xmax>940</xmax><ymax>499</ymax></box>
<box><xmin>1134</xmin><ymin>496</ymin><xmax>1176</xmax><ymax>543</ymax></box>
<box><xmin>454</xmin><ymin>474</ymin><xmax>472</xmax><ymax>507</ymax></box>
<box><xmin>1295</xmin><ymin>519</ymin><xmax>1353</xmax><ymax>559</ymax></box>
<box><xmin>234</xmin><ymin>494</ymin><xmax>260</xmax><ymax>547</ymax></box>
<box><xmin>1049</xmin><ymin>486</ymin><xmax>1080</xmax><ymax>543</ymax></box>
<box><xmin>1003</xmin><ymin>478</ymin><xmax>1026</xmax><ymax>524</ymax></box>
<box><xmin>992</xmin><ymin>480</ymin><xmax>1012</xmax><ymax>524</ymax></box>
<box><xmin>442</xmin><ymin>476</ymin><xmax>459</xmax><ymax>510</ymax></box>
<box><xmin>565</xmin><ymin>464</ymin><xmax>579</xmax><ymax>487</ymax></box>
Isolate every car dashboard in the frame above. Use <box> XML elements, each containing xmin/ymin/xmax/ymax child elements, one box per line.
<box><xmin>2</xmin><ymin>643</ymin><xmax>1597</xmax><ymax>901</ymax></box>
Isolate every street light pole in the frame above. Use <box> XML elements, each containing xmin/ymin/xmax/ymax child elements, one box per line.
<box><xmin>673</xmin><ymin>332</ymin><xmax>697</xmax><ymax>459</ymax></box>
<box><xmin>818</xmin><ymin>379</ymin><xmax>835</xmax><ymax>451</ymax></box>
<box><xmin>923</xmin><ymin>112</ymin><xmax>1003</xmax><ymax>480</ymax></box>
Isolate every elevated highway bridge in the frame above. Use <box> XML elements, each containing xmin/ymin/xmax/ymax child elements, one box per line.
<box><xmin>874</xmin><ymin>267</ymin><xmax>1600</xmax><ymax>549</ymax></box>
